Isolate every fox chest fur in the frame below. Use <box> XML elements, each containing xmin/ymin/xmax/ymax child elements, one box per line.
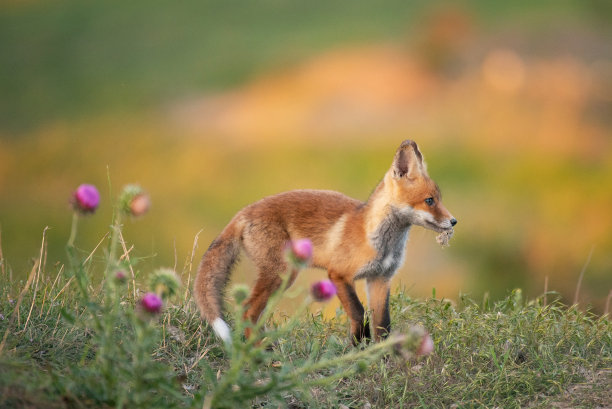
<box><xmin>354</xmin><ymin>208</ymin><xmax>411</xmax><ymax>280</ymax></box>
<box><xmin>309</xmin><ymin>202</ymin><xmax>413</xmax><ymax>281</ymax></box>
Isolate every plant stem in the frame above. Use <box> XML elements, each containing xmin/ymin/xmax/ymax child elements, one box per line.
<box><xmin>67</xmin><ymin>212</ymin><xmax>79</xmax><ymax>249</ymax></box>
<box><xmin>106</xmin><ymin>212</ymin><xmax>123</xmax><ymax>275</ymax></box>
<box><xmin>289</xmin><ymin>334</ymin><xmax>400</xmax><ymax>379</ymax></box>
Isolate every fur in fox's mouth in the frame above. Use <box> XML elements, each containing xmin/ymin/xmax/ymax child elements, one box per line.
<box><xmin>436</xmin><ymin>228</ymin><xmax>454</xmax><ymax>247</ymax></box>
<box><xmin>426</xmin><ymin>220</ymin><xmax>453</xmax><ymax>233</ymax></box>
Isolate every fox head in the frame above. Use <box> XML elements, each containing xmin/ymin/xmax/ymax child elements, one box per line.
<box><xmin>386</xmin><ymin>140</ymin><xmax>457</xmax><ymax>233</ymax></box>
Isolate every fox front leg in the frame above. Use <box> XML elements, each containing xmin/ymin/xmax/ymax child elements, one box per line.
<box><xmin>329</xmin><ymin>270</ymin><xmax>371</xmax><ymax>344</ymax></box>
<box><xmin>366</xmin><ymin>277</ymin><xmax>391</xmax><ymax>341</ymax></box>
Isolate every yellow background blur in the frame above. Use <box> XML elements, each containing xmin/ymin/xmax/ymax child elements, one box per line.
<box><xmin>1</xmin><ymin>1</ymin><xmax>610</xmax><ymax>311</ymax></box>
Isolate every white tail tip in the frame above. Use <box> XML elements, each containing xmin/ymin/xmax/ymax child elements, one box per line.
<box><xmin>212</xmin><ymin>318</ymin><xmax>232</xmax><ymax>345</ymax></box>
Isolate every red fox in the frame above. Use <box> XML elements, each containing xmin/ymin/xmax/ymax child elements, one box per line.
<box><xmin>194</xmin><ymin>140</ymin><xmax>456</xmax><ymax>344</ymax></box>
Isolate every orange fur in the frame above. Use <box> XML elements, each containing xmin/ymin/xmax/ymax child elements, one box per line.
<box><xmin>194</xmin><ymin>140</ymin><xmax>456</xmax><ymax>344</ymax></box>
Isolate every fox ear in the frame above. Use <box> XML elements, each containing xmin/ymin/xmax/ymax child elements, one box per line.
<box><xmin>392</xmin><ymin>140</ymin><xmax>427</xmax><ymax>180</ymax></box>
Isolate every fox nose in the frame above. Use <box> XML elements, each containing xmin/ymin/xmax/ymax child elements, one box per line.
<box><xmin>450</xmin><ymin>218</ymin><xmax>458</xmax><ymax>227</ymax></box>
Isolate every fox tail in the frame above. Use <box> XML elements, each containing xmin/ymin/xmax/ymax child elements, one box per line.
<box><xmin>193</xmin><ymin>218</ymin><xmax>242</xmax><ymax>345</ymax></box>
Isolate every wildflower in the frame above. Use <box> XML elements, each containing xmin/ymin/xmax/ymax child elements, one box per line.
<box><xmin>417</xmin><ymin>331</ymin><xmax>434</xmax><ymax>356</ymax></box>
<box><xmin>114</xmin><ymin>270</ymin><xmax>128</xmax><ymax>284</ymax></box>
<box><xmin>129</xmin><ymin>192</ymin><xmax>151</xmax><ymax>217</ymax></box>
<box><xmin>149</xmin><ymin>268</ymin><xmax>181</xmax><ymax>300</ymax></box>
<box><xmin>72</xmin><ymin>184</ymin><xmax>100</xmax><ymax>214</ymax></box>
<box><xmin>285</xmin><ymin>238</ymin><xmax>313</xmax><ymax>267</ymax></box>
<box><xmin>292</xmin><ymin>239</ymin><xmax>313</xmax><ymax>261</ymax></box>
<box><xmin>310</xmin><ymin>280</ymin><xmax>337</xmax><ymax>301</ymax></box>
<box><xmin>394</xmin><ymin>325</ymin><xmax>434</xmax><ymax>360</ymax></box>
<box><xmin>119</xmin><ymin>184</ymin><xmax>150</xmax><ymax>218</ymax></box>
<box><xmin>141</xmin><ymin>292</ymin><xmax>163</xmax><ymax>314</ymax></box>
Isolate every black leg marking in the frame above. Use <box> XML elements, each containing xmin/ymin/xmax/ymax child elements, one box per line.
<box><xmin>376</xmin><ymin>290</ymin><xmax>391</xmax><ymax>339</ymax></box>
<box><xmin>344</xmin><ymin>283</ymin><xmax>370</xmax><ymax>343</ymax></box>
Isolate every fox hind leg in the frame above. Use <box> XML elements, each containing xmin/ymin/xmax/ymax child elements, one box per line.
<box><xmin>241</xmin><ymin>223</ymin><xmax>292</xmax><ymax>337</ymax></box>
<box><xmin>242</xmin><ymin>272</ymin><xmax>282</xmax><ymax>338</ymax></box>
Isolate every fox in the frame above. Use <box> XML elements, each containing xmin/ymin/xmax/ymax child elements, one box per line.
<box><xmin>194</xmin><ymin>140</ymin><xmax>457</xmax><ymax>345</ymax></box>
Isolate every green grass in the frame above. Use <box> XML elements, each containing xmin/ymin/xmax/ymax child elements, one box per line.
<box><xmin>1</xmin><ymin>240</ymin><xmax>610</xmax><ymax>408</ymax></box>
<box><xmin>0</xmin><ymin>184</ymin><xmax>610</xmax><ymax>408</ymax></box>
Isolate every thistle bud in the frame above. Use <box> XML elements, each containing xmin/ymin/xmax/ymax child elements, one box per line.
<box><xmin>394</xmin><ymin>325</ymin><xmax>434</xmax><ymax>360</ymax></box>
<box><xmin>148</xmin><ymin>268</ymin><xmax>181</xmax><ymax>300</ymax></box>
<box><xmin>231</xmin><ymin>284</ymin><xmax>250</xmax><ymax>304</ymax></box>
<box><xmin>417</xmin><ymin>332</ymin><xmax>434</xmax><ymax>356</ymax></box>
<box><xmin>129</xmin><ymin>193</ymin><xmax>151</xmax><ymax>217</ymax></box>
<box><xmin>119</xmin><ymin>184</ymin><xmax>150</xmax><ymax>218</ymax></box>
<box><xmin>114</xmin><ymin>270</ymin><xmax>128</xmax><ymax>284</ymax></box>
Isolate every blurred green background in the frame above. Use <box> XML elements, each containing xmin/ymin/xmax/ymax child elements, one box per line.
<box><xmin>1</xmin><ymin>0</ymin><xmax>611</xmax><ymax>311</ymax></box>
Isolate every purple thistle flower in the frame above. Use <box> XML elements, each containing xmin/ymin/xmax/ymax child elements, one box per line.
<box><xmin>140</xmin><ymin>292</ymin><xmax>163</xmax><ymax>314</ymax></box>
<box><xmin>291</xmin><ymin>239</ymin><xmax>313</xmax><ymax>262</ymax></box>
<box><xmin>311</xmin><ymin>280</ymin><xmax>337</xmax><ymax>301</ymax></box>
<box><xmin>72</xmin><ymin>184</ymin><xmax>100</xmax><ymax>214</ymax></box>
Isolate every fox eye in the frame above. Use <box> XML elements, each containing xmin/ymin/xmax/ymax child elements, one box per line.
<box><xmin>425</xmin><ymin>197</ymin><xmax>435</xmax><ymax>206</ymax></box>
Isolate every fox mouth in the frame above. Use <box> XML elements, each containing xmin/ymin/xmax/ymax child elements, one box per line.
<box><xmin>425</xmin><ymin>220</ymin><xmax>454</xmax><ymax>233</ymax></box>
